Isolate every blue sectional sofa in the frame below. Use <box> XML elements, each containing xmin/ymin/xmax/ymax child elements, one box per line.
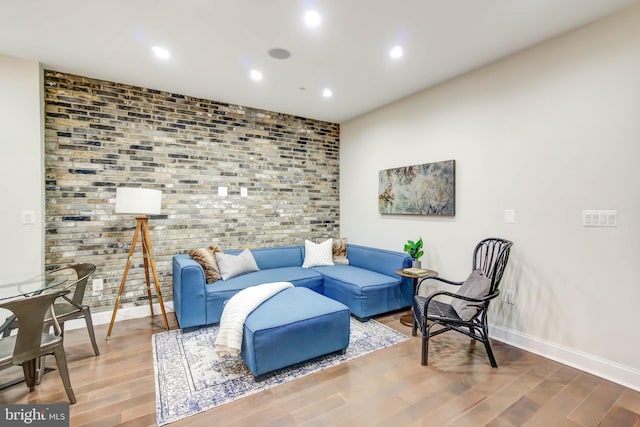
<box><xmin>172</xmin><ymin>244</ymin><xmax>413</xmax><ymax>329</ymax></box>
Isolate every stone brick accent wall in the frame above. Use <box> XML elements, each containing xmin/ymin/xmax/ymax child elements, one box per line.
<box><xmin>43</xmin><ymin>70</ymin><xmax>340</xmax><ymax>313</ymax></box>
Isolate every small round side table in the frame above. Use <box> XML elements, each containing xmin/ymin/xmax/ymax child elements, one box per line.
<box><xmin>395</xmin><ymin>268</ymin><xmax>438</xmax><ymax>327</ymax></box>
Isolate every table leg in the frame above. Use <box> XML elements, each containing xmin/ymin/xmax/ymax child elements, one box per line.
<box><xmin>400</xmin><ymin>276</ymin><xmax>420</xmax><ymax>326</ymax></box>
<box><xmin>400</xmin><ymin>311</ymin><xmax>414</xmax><ymax>326</ymax></box>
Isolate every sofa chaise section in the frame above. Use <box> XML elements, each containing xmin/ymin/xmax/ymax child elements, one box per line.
<box><xmin>314</xmin><ymin>244</ymin><xmax>413</xmax><ymax>319</ymax></box>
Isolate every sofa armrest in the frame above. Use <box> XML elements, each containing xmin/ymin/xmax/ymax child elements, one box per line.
<box><xmin>172</xmin><ymin>254</ymin><xmax>207</xmax><ymax>328</ymax></box>
<box><xmin>346</xmin><ymin>244</ymin><xmax>414</xmax><ymax>310</ymax></box>
<box><xmin>347</xmin><ymin>244</ymin><xmax>412</xmax><ymax>275</ymax></box>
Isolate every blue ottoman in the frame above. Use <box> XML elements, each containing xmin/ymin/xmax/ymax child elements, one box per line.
<box><xmin>241</xmin><ymin>287</ymin><xmax>350</xmax><ymax>377</ymax></box>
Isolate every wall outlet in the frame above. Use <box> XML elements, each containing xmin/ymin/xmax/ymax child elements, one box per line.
<box><xmin>92</xmin><ymin>278</ymin><xmax>104</xmax><ymax>292</ymax></box>
<box><xmin>504</xmin><ymin>289</ymin><xmax>515</xmax><ymax>305</ymax></box>
<box><xmin>218</xmin><ymin>186</ymin><xmax>228</xmax><ymax>197</ymax></box>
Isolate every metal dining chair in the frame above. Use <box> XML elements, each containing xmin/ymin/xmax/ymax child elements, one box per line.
<box><xmin>48</xmin><ymin>264</ymin><xmax>99</xmax><ymax>356</ymax></box>
<box><xmin>0</xmin><ymin>289</ymin><xmax>76</xmax><ymax>403</ymax></box>
<box><xmin>3</xmin><ymin>263</ymin><xmax>99</xmax><ymax>356</ymax></box>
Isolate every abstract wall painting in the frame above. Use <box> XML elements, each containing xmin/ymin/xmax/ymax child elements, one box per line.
<box><xmin>378</xmin><ymin>160</ymin><xmax>455</xmax><ymax>216</ymax></box>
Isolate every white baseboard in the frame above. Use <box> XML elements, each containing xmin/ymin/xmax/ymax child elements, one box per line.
<box><xmin>490</xmin><ymin>324</ymin><xmax>640</xmax><ymax>392</ymax></box>
<box><xmin>63</xmin><ymin>301</ymin><xmax>174</xmax><ymax>331</ymax></box>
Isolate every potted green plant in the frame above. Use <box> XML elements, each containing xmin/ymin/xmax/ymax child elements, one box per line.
<box><xmin>404</xmin><ymin>237</ymin><xmax>424</xmax><ymax>268</ymax></box>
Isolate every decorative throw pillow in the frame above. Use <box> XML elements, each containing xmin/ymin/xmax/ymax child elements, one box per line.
<box><xmin>188</xmin><ymin>244</ymin><xmax>223</xmax><ymax>283</ymax></box>
<box><xmin>215</xmin><ymin>249</ymin><xmax>260</xmax><ymax>280</ymax></box>
<box><xmin>302</xmin><ymin>238</ymin><xmax>335</xmax><ymax>268</ymax></box>
<box><xmin>317</xmin><ymin>237</ymin><xmax>349</xmax><ymax>265</ymax></box>
<box><xmin>451</xmin><ymin>269</ymin><xmax>492</xmax><ymax>321</ymax></box>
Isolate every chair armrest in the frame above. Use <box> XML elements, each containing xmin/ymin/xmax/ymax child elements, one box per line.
<box><xmin>60</xmin><ymin>294</ymin><xmax>83</xmax><ymax>310</ymax></box>
<box><xmin>49</xmin><ymin>303</ymin><xmax>62</xmax><ymax>335</ymax></box>
<box><xmin>416</xmin><ymin>276</ymin><xmax>463</xmax><ymax>294</ymax></box>
<box><xmin>422</xmin><ymin>289</ymin><xmax>500</xmax><ymax>307</ymax></box>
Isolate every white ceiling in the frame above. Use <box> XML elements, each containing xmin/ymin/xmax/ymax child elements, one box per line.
<box><xmin>1</xmin><ymin>0</ymin><xmax>638</xmax><ymax>123</ymax></box>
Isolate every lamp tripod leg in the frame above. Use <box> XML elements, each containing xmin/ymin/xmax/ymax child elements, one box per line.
<box><xmin>106</xmin><ymin>219</ymin><xmax>142</xmax><ymax>341</ymax></box>
<box><xmin>150</xmin><ymin>259</ymin><xmax>169</xmax><ymax>330</ymax></box>
<box><xmin>141</xmin><ymin>221</ymin><xmax>169</xmax><ymax>330</ymax></box>
<box><xmin>141</xmin><ymin>236</ymin><xmax>155</xmax><ymax>317</ymax></box>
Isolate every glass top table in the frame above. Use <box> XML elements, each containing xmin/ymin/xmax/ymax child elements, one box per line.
<box><xmin>0</xmin><ymin>274</ymin><xmax>67</xmax><ymax>301</ymax></box>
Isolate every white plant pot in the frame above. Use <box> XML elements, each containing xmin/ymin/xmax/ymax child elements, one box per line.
<box><xmin>412</xmin><ymin>260</ymin><xmax>422</xmax><ymax>269</ymax></box>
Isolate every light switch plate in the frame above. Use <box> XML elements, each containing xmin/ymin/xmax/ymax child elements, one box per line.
<box><xmin>218</xmin><ymin>186</ymin><xmax>228</xmax><ymax>197</ymax></box>
<box><xmin>92</xmin><ymin>278</ymin><xmax>104</xmax><ymax>292</ymax></box>
<box><xmin>583</xmin><ymin>210</ymin><xmax>616</xmax><ymax>227</ymax></box>
<box><xmin>240</xmin><ymin>187</ymin><xmax>248</xmax><ymax>197</ymax></box>
<box><xmin>22</xmin><ymin>210</ymin><xmax>36</xmax><ymax>224</ymax></box>
<box><xmin>504</xmin><ymin>209</ymin><xmax>515</xmax><ymax>224</ymax></box>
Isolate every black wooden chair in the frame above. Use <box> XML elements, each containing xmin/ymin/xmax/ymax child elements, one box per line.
<box><xmin>412</xmin><ymin>238</ymin><xmax>513</xmax><ymax>367</ymax></box>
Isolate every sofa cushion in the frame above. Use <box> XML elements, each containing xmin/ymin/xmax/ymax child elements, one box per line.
<box><xmin>213</xmin><ymin>267</ymin><xmax>324</xmax><ymax>293</ymax></box>
<box><xmin>235</xmin><ymin>246</ymin><xmax>303</xmax><ymax>270</ymax></box>
<box><xmin>188</xmin><ymin>244</ymin><xmax>223</xmax><ymax>283</ymax></box>
<box><xmin>302</xmin><ymin>238</ymin><xmax>334</xmax><ymax>268</ymax></box>
<box><xmin>318</xmin><ymin>237</ymin><xmax>349</xmax><ymax>265</ymax></box>
<box><xmin>215</xmin><ymin>249</ymin><xmax>260</xmax><ymax>280</ymax></box>
<box><xmin>204</xmin><ymin>267</ymin><xmax>325</xmax><ymax>324</ymax></box>
<box><xmin>312</xmin><ymin>264</ymin><xmax>405</xmax><ymax>319</ymax></box>
<box><xmin>314</xmin><ymin>264</ymin><xmax>398</xmax><ymax>288</ymax></box>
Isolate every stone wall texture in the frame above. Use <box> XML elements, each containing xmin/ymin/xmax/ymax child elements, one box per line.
<box><xmin>43</xmin><ymin>70</ymin><xmax>340</xmax><ymax>313</ymax></box>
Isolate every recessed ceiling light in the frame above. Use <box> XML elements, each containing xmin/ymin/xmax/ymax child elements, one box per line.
<box><xmin>322</xmin><ymin>88</ymin><xmax>332</xmax><ymax>98</ymax></box>
<box><xmin>304</xmin><ymin>10</ymin><xmax>321</xmax><ymax>27</ymax></box>
<box><xmin>250</xmin><ymin>69</ymin><xmax>263</xmax><ymax>81</ymax></box>
<box><xmin>152</xmin><ymin>46</ymin><xmax>170</xmax><ymax>60</ymax></box>
<box><xmin>390</xmin><ymin>46</ymin><xmax>403</xmax><ymax>59</ymax></box>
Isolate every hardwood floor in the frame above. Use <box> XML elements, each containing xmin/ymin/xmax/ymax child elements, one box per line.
<box><xmin>1</xmin><ymin>311</ymin><xmax>638</xmax><ymax>426</ymax></box>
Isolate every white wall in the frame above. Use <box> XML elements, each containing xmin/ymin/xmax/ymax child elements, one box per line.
<box><xmin>0</xmin><ymin>55</ymin><xmax>44</xmax><ymax>282</ymax></box>
<box><xmin>341</xmin><ymin>6</ymin><xmax>640</xmax><ymax>390</ymax></box>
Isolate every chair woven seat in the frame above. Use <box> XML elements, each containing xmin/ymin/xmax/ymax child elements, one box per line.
<box><xmin>414</xmin><ymin>296</ymin><xmax>461</xmax><ymax>321</ymax></box>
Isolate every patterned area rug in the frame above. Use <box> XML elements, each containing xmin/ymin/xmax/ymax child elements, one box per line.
<box><xmin>153</xmin><ymin>317</ymin><xmax>408</xmax><ymax>425</ymax></box>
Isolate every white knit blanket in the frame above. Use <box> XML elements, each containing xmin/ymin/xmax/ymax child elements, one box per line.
<box><xmin>214</xmin><ymin>281</ymin><xmax>293</xmax><ymax>357</ymax></box>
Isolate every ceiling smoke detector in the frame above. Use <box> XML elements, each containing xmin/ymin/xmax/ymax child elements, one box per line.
<box><xmin>268</xmin><ymin>48</ymin><xmax>291</xmax><ymax>60</ymax></box>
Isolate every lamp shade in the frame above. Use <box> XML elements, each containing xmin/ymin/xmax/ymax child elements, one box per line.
<box><xmin>115</xmin><ymin>187</ymin><xmax>162</xmax><ymax>215</ymax></box>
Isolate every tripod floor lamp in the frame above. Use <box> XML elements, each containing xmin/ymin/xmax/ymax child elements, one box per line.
<box><xmin>107</xmin><ymin>187</ymin><xmax>169</xmax><ymax>340</ymax></box>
